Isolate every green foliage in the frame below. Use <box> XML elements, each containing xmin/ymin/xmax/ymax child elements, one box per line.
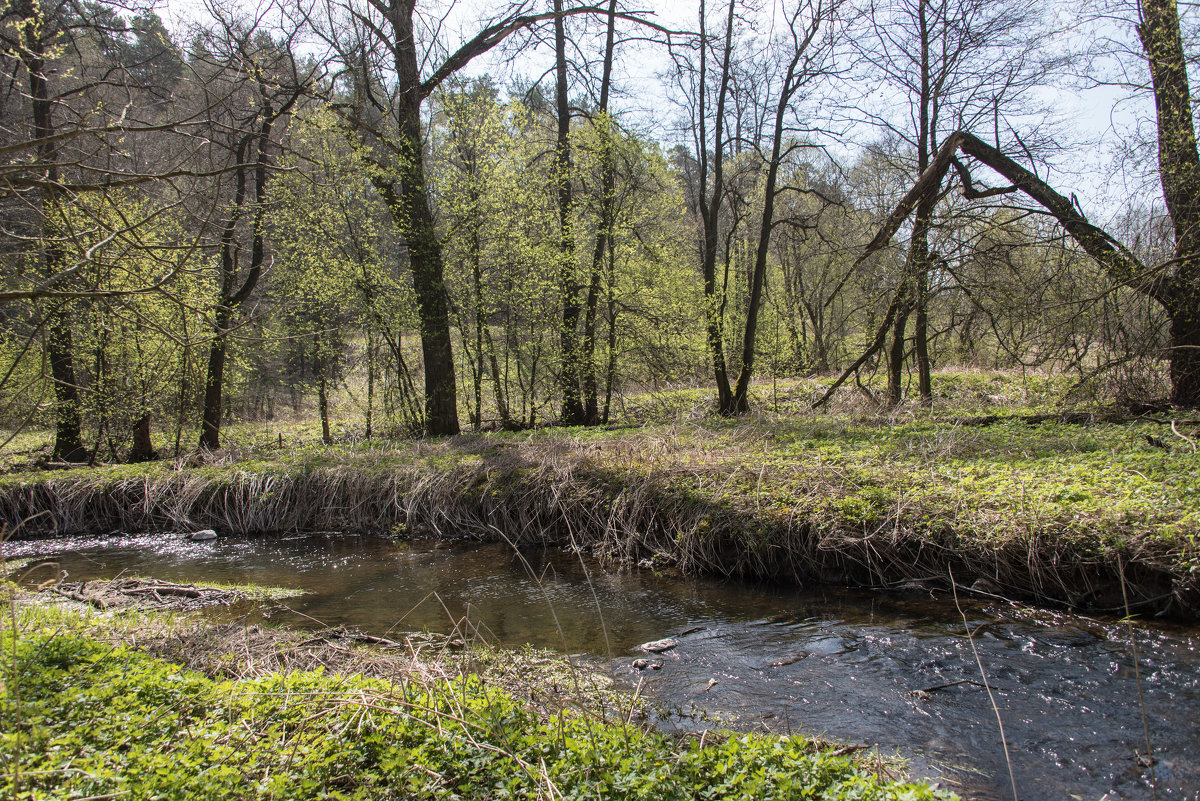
<box><xmin>1</xmin><ymin>191</ymin><xmax>207</xmax><ymax>437</ymax></box>
<box><xmin>1</xmin><ymin>626</ymin><xmax>954</xmax><ymax>801</ymax></box>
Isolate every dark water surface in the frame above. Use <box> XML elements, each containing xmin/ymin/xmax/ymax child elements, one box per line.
<box><xmin>7</xmin><ymin>532</ymin><xmax>1198</xmax><ymax>801</ymax></box>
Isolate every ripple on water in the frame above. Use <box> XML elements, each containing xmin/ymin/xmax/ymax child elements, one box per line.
<box><xmin>7</xmin><ymin>533</ymin><xmax>1199</xmax><ymax>801</ymax></box>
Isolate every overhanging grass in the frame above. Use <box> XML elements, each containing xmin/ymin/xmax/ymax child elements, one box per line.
<box><xmin>2</xmin><ymin>371</ymin><xmax>1197</xmax><ymax>616</ymax></box>
<box><xmin>0</xmin><ymin>604</ymin><xmax>954</xmax><ymax>801</ymax></box>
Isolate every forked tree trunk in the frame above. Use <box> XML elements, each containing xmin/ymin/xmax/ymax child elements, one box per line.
<box><xmin>199</xmin><ymin>73</ymin><xmax>301</xmax><ymax>449</ymax></box>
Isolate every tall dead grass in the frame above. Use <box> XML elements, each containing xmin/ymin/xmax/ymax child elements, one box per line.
<box><xmin>1</xmin><ymin>437</ymin><xmax>1194</xmax><ymax>618</ymax></box>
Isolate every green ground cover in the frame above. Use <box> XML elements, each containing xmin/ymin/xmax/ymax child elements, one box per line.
<box><xmin>0</xmin><ymin>601</ymin><xmax>953</xmax><ymax>801</ymax></box>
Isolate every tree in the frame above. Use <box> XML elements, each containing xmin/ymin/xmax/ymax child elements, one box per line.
<box><xmin>848</xmin><ymin>0</ymin><xmax>1052</xmax><ymax>405</ymax></box>
<box><xmin>192</xmin><ymin>14</ymin><xmax>307</xmax><ymax>450</ymax></box>
<box><xmin>320</xmin><ymin>1</ymin><xmax>651</xmax><ymax>435</ymax></box>
<box><xmin>675</xmin><ymin>0</ymin><xmax>839</xmax><ymax>414</ymax></box>
<box><xmin>826</xmin><ymin>0</ymin><xmax>1200</xmax><ymax>408</ymax></box>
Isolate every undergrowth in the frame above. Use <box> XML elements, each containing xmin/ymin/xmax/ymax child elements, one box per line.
<box><xmin>0</xmin><ymin>602</ymin><xmax>954</xmax><ymax>800</ymax></box>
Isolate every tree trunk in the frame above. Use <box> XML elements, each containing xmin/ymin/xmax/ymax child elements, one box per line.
<box><xmin>700</xmin><ymin>0</ymin><xmax>737</xmax><ymax>414</ymax></box>
<box><xmin>915</xmin><ymin>268</ymin><xmax>932</xmax><ymax>403</ymax></box>
<box><xmin>197</xmin><ymin>81</ymin><xmax>285</xmax><ymax>450</ymax></box>
<box><xmin>603</xmin><ymin>236</ymin><xmax>619</xmax><ymax>424</ymax></box>
<box><xmin>317</xmin><ymin>371</ymin><xmax>331</xmax><ymax>445</ymax></box>
<box><xmin>1139</xmin><ymin>0</ymin><xmax>1200</xmax><ymax>407</ymax></box>
<box><xmin>1167</xmin><ymin>290</ymin><xmax>1200</xmax><ymax>405</ymax></box>
<box><xmin>887</xmin><ymin>299</ymin><xmax>910</xmax><ymax>406</ymax></box>
<box><xmin>729</xmin><ymin>23</ymin><xmax>817</xmax><ymax>413</ymax></box>
<box><xmin>582</xmin><ymin>0</ymin><xmax>619</xmax><ymax>425</ymax></box>
<box><xmin>385</xmin><ymin>9</ymin><xmax>460</xmax><ymax>436</ymax></box>
<box><xmin>554</xmin><ymin>0</ymin><xmax>585</xmax><ymax>426</ymax></box>
<box><xmin>365</xmin><ymin>329</ymin><xmax>375</xmax><ymax>439</ymax></box>
<box><xmin>129</xmin><ymin>413</ymin><xmax>158</xmax><ymax>463</ymax></box>
<box><xmin>199</xmin><ymin>305</ymin><xmax>231</xmax><ymax>450</ymax></box>
<box><xmin>47</xmin><ymin>318</ymin><xmax>87</xmax><ymax>461</ymax></box>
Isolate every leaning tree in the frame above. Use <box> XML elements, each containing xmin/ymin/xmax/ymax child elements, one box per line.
<box><xmin>819</xmin><ymin>0</ymin><xmax>1200</xmax><ymax>408</ymax></box>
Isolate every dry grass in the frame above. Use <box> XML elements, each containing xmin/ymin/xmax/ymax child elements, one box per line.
<box><xmin>2</xmin><ymin>370</ymin><xmax>1197</xmax><ymax>618</ymax></box>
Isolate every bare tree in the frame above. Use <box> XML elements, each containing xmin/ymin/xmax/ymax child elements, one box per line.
<box><xmin>847</xmin><ymin>0</ymin><xmax>1054</xmax><ymax>405</ymax></box>
<box><xmin>820</xmin><ymin>0</ymin><xmax>1200</xmax><ymax>408</ymax></box>
<box><xmin>673</xmin><ymin>0</ymin><xmax>839</xmax><ymax>414</ymax></box>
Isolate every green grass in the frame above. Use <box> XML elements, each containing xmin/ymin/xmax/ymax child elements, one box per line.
<box><xmin>0</xmin><ymin>603</ymin><xmax>954</xmax><ymax>801</ymax></box>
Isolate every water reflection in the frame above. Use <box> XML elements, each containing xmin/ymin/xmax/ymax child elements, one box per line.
<box><xmin>7</xmin><ymin>532</ymin><xmax>1198</xmax><ymax>801</ymax></box>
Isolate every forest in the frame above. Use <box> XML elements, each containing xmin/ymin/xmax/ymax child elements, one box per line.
<box><xmin>1</xmin><ymin>0</ymin><xmax>1196</xmax><ymax>456</ymax></box>
<box><xmin>3</xmin><ymin>0</ymin><xmax>1200</xmax><ymax>799</ymax></box>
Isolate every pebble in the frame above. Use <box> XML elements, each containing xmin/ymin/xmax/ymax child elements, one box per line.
<box><xmin>189</xmin><ymin>529</ymin><xmax>218</xmax><ymax>542</ymax></box>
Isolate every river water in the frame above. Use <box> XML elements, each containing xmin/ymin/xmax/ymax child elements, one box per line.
<box><xmin>6</xmin><ymin>532</ymin><xmax>1198</xmax><ymax>800</ymax></box>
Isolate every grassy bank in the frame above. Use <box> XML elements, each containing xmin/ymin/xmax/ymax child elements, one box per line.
<box><xmin>1</xmin><ymin>595</ymin><xmax>954</xmax><ymax>800</ymax></box>
<box><xmin>2</xmin><ymin>373</ymin><xmax>1198</xmax><ymax>617</ymax></box>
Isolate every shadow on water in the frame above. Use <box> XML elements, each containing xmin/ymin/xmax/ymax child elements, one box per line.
<box><xmin>6</xmin><ymin>532</ymin><xmax>1198</xmax><ymax>801</ymax></box>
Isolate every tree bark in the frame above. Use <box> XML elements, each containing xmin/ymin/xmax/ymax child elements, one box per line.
<box><xmin>199</xmin><ymin>305</ymin><xmax>232</xmax><ymax>450</ymax></box>
<box><xmin>699</xmin><ymin>0</ymin><xmax>737</xmax><ymax>413</ymax></box>
<box><xmin>1139</xmin><ymin>0</ymin><xmax>1200</xmax><ymax>406</ymax></box>
<box><xmin>915</xmin><ymin>266</ymin><xmax>932</xmax><ymax>402</ymax></box>
<box><xmin>887</xmin><ymin>297</ymin><xmax>911</xmax><ymax>405</ymax></box>
<box><xmin>129</xmin><ymin>413</ymin><xmax>158</xmax><ymax>462</ymax></box>
<box><xmin>582</xmin><ymin>0</ymin><xmax>619</xmax><ymax>425</ymax></box>
<box><xmin>554</xmin><ymin>0</ymin><xmax>585</xmax><ymax>426</ymax></box>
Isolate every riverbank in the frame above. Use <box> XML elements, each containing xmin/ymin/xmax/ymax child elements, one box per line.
<box><xmin>2</xmin><ymin>375</ymin><xmax>1198</xmax><ymax>618</ymax></box>
<box><xmin>1</xmin><ymin>587</ymin><xmax>954</xmax><ymax>800</ymax></box>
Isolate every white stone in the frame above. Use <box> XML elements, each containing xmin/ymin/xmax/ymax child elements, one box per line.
<box><xmin>189</xmin><ymin>529</ymin><xmax>218</xmax><ymax>542</ymax></box>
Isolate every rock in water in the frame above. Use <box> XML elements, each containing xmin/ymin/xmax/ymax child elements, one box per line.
<box><xmin>189</xmin><ymin>529</ymin><xmax>218</xmax><ymax>542</ymax></box>
<box><xmin>638</xmin><ymin>638</ymin><xmax>678</xmax><ymax>654</ymax></box>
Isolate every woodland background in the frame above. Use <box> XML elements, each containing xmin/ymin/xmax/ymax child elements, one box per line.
<box><xmin>1</xmin><ymin>0</ymin><xmax>1192</xmax><ymax>461</ymax></box>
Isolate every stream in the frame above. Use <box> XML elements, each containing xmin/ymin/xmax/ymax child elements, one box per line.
<box><xmin>6</xmin><ymin>532</ymin><xmax>1198</xmax><ymax>800</ymax></box>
